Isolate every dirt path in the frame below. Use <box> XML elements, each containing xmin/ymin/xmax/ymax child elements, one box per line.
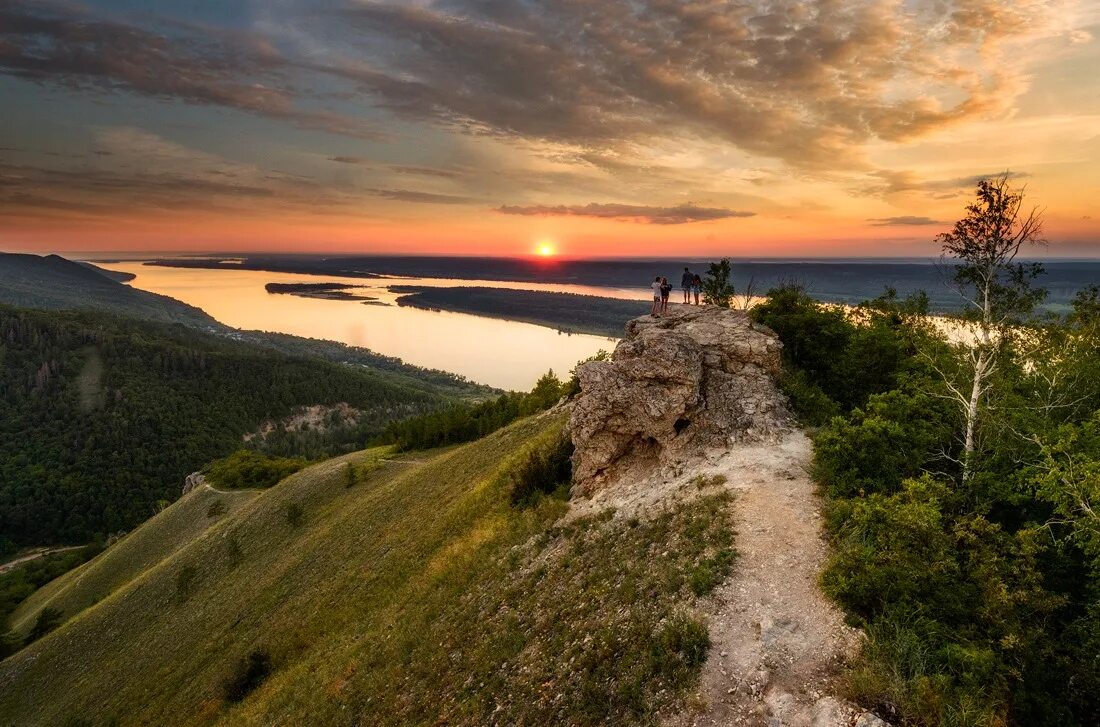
<box><xmin>0</xmin><ymin>546</ymin><xmax>84</xmax><ymax>576</ymax></box>
<box><xmin>667</xmin><ymin>431</ymin><xmax>862</xmax><ymax>727</ymax></box>
<box><xmin>572</xmin><ymin>429</ymin><xmax>864</xmax><ymax>726</ymax></box>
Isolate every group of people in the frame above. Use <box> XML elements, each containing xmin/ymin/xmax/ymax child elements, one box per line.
<box><xmin>651</xmin><ymin>267</ymin><xmax>703</xmax><ymax>316</ymax></box>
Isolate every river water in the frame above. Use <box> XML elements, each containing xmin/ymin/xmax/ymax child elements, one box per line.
<box><xmin>99</xmin><ymin>262</ymin><xmax>646</xmax><ymax>390</ymax></box>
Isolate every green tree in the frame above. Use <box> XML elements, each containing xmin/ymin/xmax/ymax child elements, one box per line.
<box><xmin>701</xmin><ymin>259</ymin><xmax>735</xmax><ymax>307</ymax></box>
<box><xmin>934</xmin><ymin>173</ymin><xmax>1046</xmax><ymax>481</ymax></box>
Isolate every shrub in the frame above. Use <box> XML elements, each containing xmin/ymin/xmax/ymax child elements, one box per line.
<box><xmin>508</xmin><ymin>431</ymin><xmax>574</xmax><ymax>506</ymax></box>
<box><xmin>206</xmin><ymin>499</ymin><xmax>227</xmax><ymax>518</ymax></box>
<box><xmin>701</xmin><ymin>259</ymin><xmax>735</xmax><ymax>307</ymax></box>
<box><xmin>25</xmin><ymin>606</ymin><xmax>64</xmax><ymax>643</ymax></box>
<box><xmin>223</xmin><ymin>649</ymin><xmax>273</xmax><ymax>703</ymax></box>
<box><xmin>813</xmin><ymin>389</ymin><xmax>955</xmax><ymax>499</ymax></box>
<box><xmin>203</xmin><ymin>450</ymin><xmax>308</xmax><ymax>490</ymax></box>
<box><xmin>174</xmin><ymin>565</ymin><xmax>198</xmax><ymax>601</ymax></box>
<box><xmin>284</xmin><ymin>503</ymin><xmax>304</xmax><ymax>528</ymax></box>
<box><xmin>688</xmin><ymin>548</ymin><xmax>735</xmax><ymax>596</ymax></box>
<box><xmin>650</xmin><ymin>612</ymin><xmax>710</xmax><ymax>676</ymax></box>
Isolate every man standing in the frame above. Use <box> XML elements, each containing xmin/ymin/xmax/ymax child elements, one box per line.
<box><xmin>680</xmin><ymin>267</ymin><xmax>693</xmax><ymax>304</ymax></box>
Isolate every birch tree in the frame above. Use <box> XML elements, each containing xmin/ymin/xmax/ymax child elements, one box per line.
<box><xmin>935</xmin><ymin>173</ymin><xmax>1046</xmax><ymax>481</ymax></box>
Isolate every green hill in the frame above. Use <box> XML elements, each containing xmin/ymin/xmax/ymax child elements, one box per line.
<box><xmin>0</xmin><ymin>305</ymin><xmax>470</xmax><ymax>547</ymax></box>
<box><xmin>0</xmin><ymin>253</ymin><xmax>217</xmax><ymax>328</ymax></box>
<box><xmin>0</xmin><ymin>413</ymin><xmax>734</xmax><ymax>726</ymax></box>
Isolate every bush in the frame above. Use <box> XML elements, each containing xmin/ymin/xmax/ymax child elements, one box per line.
<box><xmin>223</xmin><ymin>649</ymin><xmax>273</xmax><ymax>703</ymax></box>
<box><xmin>206</xmin><ymin>499</ymin><xmax>227</xmax><ymax>518</ymax></box>
<box><xmin>25</xmin><ymin>606</ymin><xmax>64</xmax><ymax>644</ymax></box>
<box><xmin>649</xmin><ymin>613</ymin><xmax>710</xmax><ymax>676</ymax></box>
<box><xmin>175</xmin><ymin>565</ymin><xmax>198</xmax><ymax>601</ymax></box>
<box><xmin>752</xmin><ymin>285</ymin><xmax>924</xmax><ymax>413</ymax></box>
<box><xmin>508</xmin><ymin>431</ymin><xmax>574</xmax><ymax>506</ymax></box>
<box><xmin>813</xmin><ymin>390</ymin><xmax>955</xmax><ymax>499</ymax></box>
<box><xmin>203</xmin><ymin>450</ymin><xmax>308</xmax><ymax>491</ymax></box>
<box><xmin>284</xmin><ymin>503</ymin><xmax>304</xmax><ymax>528</ymax></box>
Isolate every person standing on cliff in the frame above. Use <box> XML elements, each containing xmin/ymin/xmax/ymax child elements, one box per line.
<box><xmin>660</xmin><ymin>276</ymin><xmax>673</xmax><ymax>314</ymax></box>
<box><xmin>651</xmin><ymin>275</ymin><xmax>663</xmax><ymax>316</ymax></box>
<box><xmin>681</xmin><ymin>267</ymin><xmax>693</xmax><ymax>304</ymax></box>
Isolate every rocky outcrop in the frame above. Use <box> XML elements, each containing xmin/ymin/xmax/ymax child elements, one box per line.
<box><xmin>182</xmin><ymin>472</ymin><xmax>207</xmax><ymax>495</ymax></box>
<box><xmin>569</xmin><ymin>306</ymin><xmax>791</xmax><ymax>495</ymax></box>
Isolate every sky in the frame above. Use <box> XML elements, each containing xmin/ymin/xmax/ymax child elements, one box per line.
<box><xmin>1</xmin><ymin>0</ymin><xmax>1099</xmax><ymax>258</ymax></box>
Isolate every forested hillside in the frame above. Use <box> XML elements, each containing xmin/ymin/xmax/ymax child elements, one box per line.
<box><xmin>0</xmin><ymin>306</ymin><xmax>464</xmax><ymax>547</ymax></box>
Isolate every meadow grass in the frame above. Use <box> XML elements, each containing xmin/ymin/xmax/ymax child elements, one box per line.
<box><xmin>0</xmin><ymin>414</ymin><xmax>735</xmax><ymax>726</ymax></box>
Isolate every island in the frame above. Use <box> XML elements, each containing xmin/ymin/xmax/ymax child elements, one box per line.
<box><xmin>264</xmin><ymin>282</ymin><xmax>381</xmax><ymax>302</ymax></box>
<box><xmin>390</xmin><ymin>286</ymin><xmax>643</xmax><ymax>337</ymax></box>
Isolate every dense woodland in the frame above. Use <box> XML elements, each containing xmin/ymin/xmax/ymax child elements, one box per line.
<box><xmin>0</xmin><ymin>306</ymin><xmax>460</xmax><ymax>546</ymax></box>
<box><xmin>375</xmin><ymin>369</ymin><xmax>574</xmax><ymax>451</ymax></box>
<box><xmin>753</xmin><ymin>272</ymin><xmax>1100</xmax><ymax>725</ymax></box>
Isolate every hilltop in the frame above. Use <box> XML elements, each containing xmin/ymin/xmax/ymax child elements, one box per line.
<box><xmin>0</xmin><ymin>253</ymin><xmax>216</xmax><ymax>327</ymax></box>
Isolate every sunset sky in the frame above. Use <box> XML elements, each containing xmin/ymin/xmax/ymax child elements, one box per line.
<box><xmin>1</xmin><ymin>0</ymin><xmax>1098</xmax><ymax>258</ymax></box>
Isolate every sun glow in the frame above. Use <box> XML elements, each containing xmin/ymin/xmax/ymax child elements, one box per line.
<box><xmin>535</xmin><ymin>241</ymin><xmax>556</xmax><ymax>257</ymax></box>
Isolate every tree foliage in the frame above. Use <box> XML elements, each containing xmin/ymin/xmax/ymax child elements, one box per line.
<box><xmin>376</xmin><ymin>371</ymin><xmax>567</xmax><ymax>452</ymax></box>
<box><xmin>757</xmin><ymin>275</ymin><xmax>1100</xmax><ymax>725</ymax></box>
<box><xmin>701</xmin><ymin>258</ymin><xmax>735</xmax><ymax>307</ymax></box>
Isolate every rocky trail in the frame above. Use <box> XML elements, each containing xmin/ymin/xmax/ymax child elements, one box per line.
<box><xmin>568</xmin><ymin>307</ymin><xmax>883</xmax><ymax>727</ymax></box>
<box><xmin>667</xmin><ymin>432</ymin><xmax>862</xmax><ymax>727</ymax></box>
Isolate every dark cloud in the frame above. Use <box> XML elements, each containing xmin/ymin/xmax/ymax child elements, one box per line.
<box><xmin>0</xmin><ymin>0</ymin><xmax>380</xmax><ymax>139</ymax></box>
<box><xmin>861</xmin><ymin>170</ymin><xmax>1031</xmax><ymax>197</ymax></box>
<box><xmin>367</xmin><ymin>188</ymin><xmax>479</xmax><ymax>204</ymax></box>
<box><xmin>389</xmin><ymin>165</ymin><xmax>461</xmax><ymax>179</ymax></box>
<box><xmin>328</xmin><ymin>156</ymin><xmax>371</xmax><ymax>164</ymax></box>
<box><xmin>496</xmin><ymin>203</ymin><xmax>754</xmax><ymax>225</ymax></box>
<box><xmin>868</xmin><ymin>216</ymin><xmax>944</xmax><ymax>227</ymax></box>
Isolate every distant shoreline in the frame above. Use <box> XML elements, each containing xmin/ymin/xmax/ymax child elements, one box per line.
<box><xmin>142</xmin><ymin>254</ymin><xmax>1100</xmax><ymax>312</ymax></box>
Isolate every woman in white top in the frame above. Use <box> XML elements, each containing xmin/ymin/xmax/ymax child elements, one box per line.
<box><xmin>651</xmin><ymin>276</ymin><xmax>663</xmax><ymax>317</ymax></box>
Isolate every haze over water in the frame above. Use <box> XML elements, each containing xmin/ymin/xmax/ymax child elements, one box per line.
<box><xmin>101</xmin><ymin>262</ymin><xmax>627</xmax><ymax>390</ymax></box>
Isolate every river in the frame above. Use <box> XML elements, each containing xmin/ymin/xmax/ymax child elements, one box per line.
<box><xmin>99</xmin><ymin>262</ymin><xmax>644</xmax><ymax>390</ymax></box>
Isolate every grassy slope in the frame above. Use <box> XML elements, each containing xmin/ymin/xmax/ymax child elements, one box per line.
<box><xmin>0</xmin><ymin>414</ymin><xmax>734</xmax><ymax>727</ymax></box>
<box><xmin>10</xmin><ymin>486</ymin><xmax>258</xmax><ymax>634</ymax></box>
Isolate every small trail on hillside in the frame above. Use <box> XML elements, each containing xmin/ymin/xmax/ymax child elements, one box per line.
<box><xmin>665</xmin><ymin>431</ymin><xmax>862</xmax><ymax>727</ymax></box>
<box><xmin>0</xmin><ymin>546</ymin><xmax>84</xmax><ymax>575</ymax></box>
<box><xmin>572</xmin><ymin>429</ymin><xmax>862</xmax><ymax>727</ymax></box>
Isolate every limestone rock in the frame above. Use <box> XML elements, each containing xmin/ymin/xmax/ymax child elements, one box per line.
<box><xmin>569</xmin><ymin>306</ymin><xmax>791</xmax><ymax>495</ymax></box>
<box><xmin>182</xmin><ymin>471</ymin><xmax>206</xmax><ymax>495</ymax></box>
<box><xmin>855</xmin><ymin>712</ymin><xmax>892</xmax><ymax>727</ymax></box>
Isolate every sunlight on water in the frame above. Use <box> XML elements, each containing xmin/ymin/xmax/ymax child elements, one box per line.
<box><xmin>100</xmin><ymin>263</ymin><xmax>632</xmax><ymax>390</ymax></box>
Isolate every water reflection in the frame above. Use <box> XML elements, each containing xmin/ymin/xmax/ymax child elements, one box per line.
<box><xmin>100</xmin><ymin>262</ymin><xmax>632</xmax><ymax>390</ymax></box>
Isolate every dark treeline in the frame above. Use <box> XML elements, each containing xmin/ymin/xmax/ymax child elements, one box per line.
<box><xmin>375</xmin><ymin>370</ymin><xmax>571</xmax><ymax>451</ymax></box>
<box><xmin>0</xmin><ymin>306</ymin><xmax>458</xmax><ymax>546</ymax></box>
<box><xmin>392</xmin><ymin>286</ymin><xmax>637</xmax><ymax>337</ymax></box>
<box><xmin>753</xmin><ymin>282</ymin><xmax>1100</xmax><ymax>725</ymax></box>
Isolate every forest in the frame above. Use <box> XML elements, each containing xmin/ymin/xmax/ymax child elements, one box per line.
<box><xmin>0</xmin><ymin>306</ymin><xmax>462</xmax><ymax>547</ymax></box>
<box><xmin>749</xmin><ymin>177</ymin><xmax>1100</xmax><ymax>726</ymax></box>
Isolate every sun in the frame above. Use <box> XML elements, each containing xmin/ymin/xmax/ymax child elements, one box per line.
<box><xmin>535</xmin><ymin>241</ymin><xmax>556</xmax><ymax>257</ymax></box>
